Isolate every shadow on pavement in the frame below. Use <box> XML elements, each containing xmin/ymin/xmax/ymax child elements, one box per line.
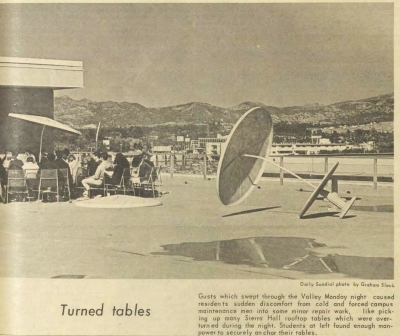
<box><xmin>223</xmin><ymin>206</ymin><xmax>281</xmax><ymax>217</ymax></box>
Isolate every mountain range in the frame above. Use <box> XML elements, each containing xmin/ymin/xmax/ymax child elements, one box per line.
<box><xmin>54</xmin><ymin>93</ymin><xmax>394</xmax><ymax>129</ymax></box>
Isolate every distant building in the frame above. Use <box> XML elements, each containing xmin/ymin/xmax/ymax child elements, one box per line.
<box><xmin>103</xmin><ymin>138</ymin><xmax>111</xmax><ymax>148</ymax></box>
<box><xmin>198</xmin><ymin>135</ymin><xmax>228</xmax><ymax>155</ymax></box>
<box><xmin>311</xmin><ymin>135</ymin><xmax>322</xmax><ymax>144</ymax></box>
<box><xmin>153</xmin><ymin>145</ymin><xmax>172</xmax><ymax>153</ymax></box>
<box><xmin>270</xmin><ymin>143</ymin><xmax>355</xmax><ymax>155</ymax></box>
<box><xmin>319</xmin><ymin>138</ymin><xmax>331</xmax><ymax>145</ymax></box>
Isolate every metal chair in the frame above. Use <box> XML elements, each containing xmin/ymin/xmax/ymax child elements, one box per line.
<box><xmin>24</xmin><ymin>168</ymin><xmax>39</xmax><ymax>180</ymax></box>
<box><xmin>87</xmin><ymin>181</ymin><xmax>106</xmax><ymax>198</ymax></box>
<box><xmin>133</xmin><ymin>167</ymin><xmax>159</xmax><ymax>198</ymax></box>
<box><xmin>24</xmin><ymin>169</ymin><xmax>39</xmax><ymax>201</ymax></box>
<box><xmin>106</xmin><ymin>168</ymin><xmax>134</xmax><ymax>196</ymax></box>
<box><xmin>6</xmin><ymin>170</ymin><xmax>30</xmax><ymax>203</ymax></box>
<box><xmin>59</xmin><ymin>168</ymin><xmax>71</xmax><ymax>202</ymax></box>
<box><xmin>75</xmin><ymin>166</ymin><xmax>84</xmax><ymax>186</ymax></box>
<box><xmin>38</xmin><ymin>169</ymin><xmax>60</xmax><ymax>202</ymax></box>
<box><xmin>155</xmin><ymin>166</ymin><xmax>163</xmax><ymax>186</ymax></box>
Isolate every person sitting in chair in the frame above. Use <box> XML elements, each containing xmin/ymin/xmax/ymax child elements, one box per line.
<box><xmin>68</xmin><ymin>154</ymin><xmax>80</xmax><ymax>186</ymax></box>
<box><xmin>37</xmin><ymin>153</ymin><xmax>64</xmax><ymax>202</ymax></box>
<box><xmin>86</xmin><ymin>152</ymin><xmax>101</xmax><ymax>177</ymax></box>
<box><xmin>1</xmin><ymin>150</ymin><xmax>13</xmax><ymax>169</ymax></box>
<box><xmin>111</xmin><ymin>153</ymin><xmax>130</xmax><ymax>186</ymax></box>
<box><xmin>23</xmin><ymin>157</ymin><xmax>39</xmax><ymax>179</ymax></box>
<box><xmin>8</xmin><ymin>150</ymin><xmax>24</xmax><ymax>170</ymax></box>
<box><xmin>131</xmin><ymin>153</ymin><xmax>154</xmax><ymax>184</ymax></box>
<box><xmin>55</xmin><ymin>150</ymin><xmax>73</xmax><ymax>187</ymax></box>
<box><xmin>37</xmin><ymin>153</ymin><xmax>63</xmax><ymax>180</ymax></box>
<box><xmin>81</xmin><ymin>152</ymin><xmax>111</xmax><ymax>198</ymax></box>
<box><xmin>23</xmin><ymin>157</ymin><xmax>39</xmax><ymax>197</ymax></box>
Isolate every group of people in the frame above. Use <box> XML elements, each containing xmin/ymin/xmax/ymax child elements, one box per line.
<box><xmin>80</xmin><ymin>151</ymin><xmax>155</xmax><ymax>199</ymax></box>
<box><xmin>0</xmin><ymin>148</ymin><xmax>78</xmax><ymax>200</ymax></box>
<box><xmin>0</xmin><ymin>148</ymin><xmax>157</xmax><ymax>202</ymax></box>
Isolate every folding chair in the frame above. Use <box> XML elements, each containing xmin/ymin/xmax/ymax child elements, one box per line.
<box><xmin>134</xmin><ymin>167</ymin><xmax>159</xmax><ymax>198</ymax></box>
<box><xmin>59</xmin><ymin>168</ymin><xmax>71</xmax><ymax>202</ymax></box>
<box><xmin>76</xmin><ymin>175</ymin><xmax>106</xmax><ymax>199</ymax></box>
<box><xmin>75</xmin><ymin>166</ymin><xmax>84</xmax><ymax>186</ymax></box>
<box><xmin>24</xmin><ymin>168</ymin><xmax>39</xmax><ymax>180</ymax></box>
<box><xmin>38</xmin><ymin>169</ymin><xmax>60</xmax><ymax>202</ymax></box>
<box><xmin>6</xmin><ymin>170</ymin><xmax>30</xmax><ymax>203</ymax></box>
<box><xmin>105</xmin><ymin>168</ymin><xmax>134</xmax><ymax>196</ymax></box>
<box><xmin>155</xmin><ymin>166</ymin><xmax>163</xmax><ymax>186</ymax></box>
<box><xmin>121</xmin><ymin>168</ymin><xmax>135</xmax><ymax>195</ymax></box>
<box><xmin>24</xmin><ymin>169</ymin><xmax>39</xmax><ymax>201</ymax></box>
<box><xmin>87</xmin><ymin>181</ymin><xmax>106</xmax><ymax>198</ymax></box>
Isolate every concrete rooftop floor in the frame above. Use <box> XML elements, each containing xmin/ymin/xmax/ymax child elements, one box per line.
<box><xmin>0</xmin><ymin>175</ymin><xmax>393</xmax><ymax>279</ymax></box>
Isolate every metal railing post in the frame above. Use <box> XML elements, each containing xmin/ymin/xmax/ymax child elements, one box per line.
<box><xmin>373</xmin><ymin>157</ymin><xmax>378</xmax><ymax>190</ymax></box>
<box><xmin>325</xmin><ymin>157</ymin><xmax>328</xmax><ymax>173</ymax></box>
<box><xmin>170</xmin><ymin>153</ymin><xmax>174</xmax><ymax>179</ymax></box>
<box><xmin>203</xmin><ymin>155</ymin><xmax>207</xmax><ymax>180</ymax></box>
<box><xmin>280</xmin><ymin>156</ymin><xmax>284</xmax><ymax>185</ymax></box>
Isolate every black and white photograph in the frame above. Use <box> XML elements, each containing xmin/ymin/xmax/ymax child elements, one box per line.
<box><xmin>0</xmin><ymin>2</ymin><xmax>394</xmax><ymax>282</ymax></box>
<box><xmin>0</xmin><ymin>2</ymin><xmax>397</xmax><ymax>335</ymax></box>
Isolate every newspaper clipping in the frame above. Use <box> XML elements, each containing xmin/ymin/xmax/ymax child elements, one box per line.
<box><xmin>0</xmin><ymin>1</ymin><xmax>397</xmax><ymax>335</ymax></box>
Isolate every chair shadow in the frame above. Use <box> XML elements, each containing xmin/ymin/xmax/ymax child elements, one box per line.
<box><xmin>341</xmin><ymin>215</ymin><xmax>357</xmax><ymax>219</ymax></box>
<box><xmin>301</xmin><ymin>212</ymin><xmax>340</xmax><ymax>219</ymax></box>
<box><xmin>223</xmin><ymin>206</ymin><xmax>281</xmax><ymax>218</ymax></box>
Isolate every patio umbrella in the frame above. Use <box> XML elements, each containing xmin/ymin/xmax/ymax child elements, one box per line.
<box><xmin>8</xmin><ymin>113</ymin><xmax>82</xmax><ymax>162</ymax></box>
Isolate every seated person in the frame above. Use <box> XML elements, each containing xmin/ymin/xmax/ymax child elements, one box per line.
<box><xmin>54</xmin><ymin>150</ymin><xmax>73</xmax><ymax>187</ymax></box>
<box><xmin>40</xmin><ymin>151</ymin><xmax>48</xmax><ymax>163</ymax></box>
<box><xmin>131</xmin><ymin>153</ymin><xmax>154</xmax><ymax>184</ymax></box>
<box><xmin>131</xmin><ymin>152</ymin><xmax>143</xmax><ymax>169</ymax></box>
<box><xmin>19</xmin><ymin>149</ymin><xmax>36</xmax><ymax>163</ymax></box>
<box><xmin>62</xmin><ymin>148</ymin><xmax>70</xmax><ymax>163</ymax></box>
<box><xmin>86</xmin><ymin>152</ymin><xmax>101</xmax><ymax>177</ymax></box>
<box><xmin>68</xmin><ymin>154</ymin><xmax>80</xmax><ymax>185</ymax></box>
<box><xmin>81</xmin><ymin>153</ymin><xmax>111</xmax><ymax>198</ymax></box>
<box><xmin>23</xmin><ymin>157</ymin><xmax>39</xmax><ymax>192</ymax></box>
<box><xmin>3</xmin><ymin>152</ymin><xmax>25</xmax><ymax>201</ymax></box>
<box><xmin>8</xmin><ymin>150</ymin><xmax>24</xmax><ymax>170</ymax></box>
<box><xmin>37</xmin><ymin>153</ymin><xmax>64</xmax><ymax>183</ymax></box>
<box><xmin>37</xmin><ymin>153</ymin><xmax>64</xmax><ymax>201</ymax></box>
<box><xmin>1</xmin><ymin>150</ymin><xmax>13</xmax><ymax>169</ymax></box>
<box><xmin>23</xmin><ymin>157</ymin><xmax>39</xmax><ymax>179</ymax></box>
<box><xmin>111</xmin><ymin>153</ymin><xmax>130</xmax><ymax>186</ymax></box>
<box><xmin>25</xmin><ymin>150</ymin><xmax>37</xmax><ymax>163</ymax></box>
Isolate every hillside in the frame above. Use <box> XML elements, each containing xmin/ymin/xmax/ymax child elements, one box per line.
<box><xmin>54</xmin><ymin>93</ymin><xmax>394</xmax><ymax>129</ymax></box>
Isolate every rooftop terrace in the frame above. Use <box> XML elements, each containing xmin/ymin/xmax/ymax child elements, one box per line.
<box><xmin>0</xmin><ymin>175</ymin><xmax>393</xmax><ymax>279</ymax></box>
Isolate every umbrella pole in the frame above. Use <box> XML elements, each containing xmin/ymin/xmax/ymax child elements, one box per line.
<box><xmin>95</xmin><ymin>122</ymin><xmax>101</xmax><ymax>150</ymax></box>
<box><xmin>39</xmin><ymin>125</ymin><xmax>46</xmax><ymax>163</ymax></box>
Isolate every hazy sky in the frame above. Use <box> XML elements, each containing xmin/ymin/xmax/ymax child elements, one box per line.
<box><xmin>0</xmin><ymin>3</ymin><xmax>393</xmax><ymax>107</ymax></box>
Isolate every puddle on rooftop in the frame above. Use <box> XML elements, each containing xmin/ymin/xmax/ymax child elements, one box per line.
<box><xmin>154</xmin><ymin>237</ymin><xmax>393</xmax><ymax>279</ymax></box>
